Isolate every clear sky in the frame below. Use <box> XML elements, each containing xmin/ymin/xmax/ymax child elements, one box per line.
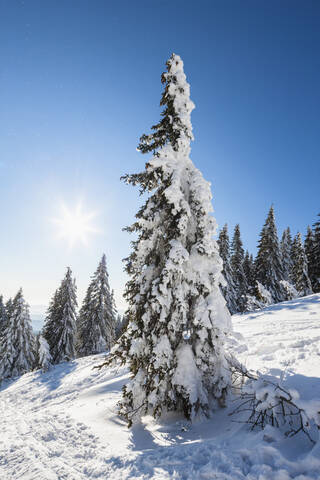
<box><xmin>0</xmin><ymin>0</ymin><xmax>319</xmax><ymax>312</ymax></box>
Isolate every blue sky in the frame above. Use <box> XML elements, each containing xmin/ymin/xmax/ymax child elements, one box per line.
<box><xmin>0</xmin><ymin>0</ymin><xmax>319</xmax><ymax>311</ymax></box>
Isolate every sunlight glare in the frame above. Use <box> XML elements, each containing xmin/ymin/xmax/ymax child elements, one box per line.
<box><xmin>53</xmin><ymin>202</ymin><xmax>99</xmax><ymax>247</ymax></box>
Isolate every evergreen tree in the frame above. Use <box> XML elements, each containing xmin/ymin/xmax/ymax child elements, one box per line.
<box><xmin>280</xmin><ymin>227</ymin><xmax>293</xmax><ymax>281</ymax></box>
<box><xmin>304</xmin><ymin>226</ymin><xmax>317</xmax><ymax>292</ymax></box>
<box><xmin>0</xmin><ymin>295</ymin><xmax>8</xmax><ymax>339</ymax></box>
<box><xmin>43</xmin><ymin>267</ymin><xmax>77</xmax><ymax>364</ymax></box>
<box><xmin>6</xmin><ymin>298</ymin><xmax>13</xmax><ymax>318</ymax></box>
<box><xmin>230</xmin><ymin>224</ymin><xmax>248</xmax><ymax>311</ymax></box>
<box><xmin>311</xmin><ymin>214</ymin><xmax>320</xmax><ymax>293</ymax></box>
<box><xmin>291</xmin><ymin>233</ymin><xmax>312</xmax><ymax>296</ymax></box>
<box><xmin>255</xmin><ymin>206</ymin><xmax>284</xmax><ymax>303</ymax></box>
<box><xmin>217</xmin><ymin>224</ymin><xmax>237</xmax><ymax>313</ymax></box>
<box><xmin>100</xmin><ymin>54</ymin><xmax>232</xmax><ymax>426</ymax></box>
<box><xmin>35</xmin><ymin>334</ymin><xmax>52</xmax><ymax>371</ymax></box>
<box><xmin>77</xmin><ymin>254</ymin><xmax>116</xmax><ymax>357</ymax></box>
<box><xmin>0</xmin><ymin>289</ymin><xmax>35</xmax><ymax>380</ymax></box>
<box><xmin>243</xmin><ymin>251</ymin><xmax>255</xmax><ymax>292</ymax></box>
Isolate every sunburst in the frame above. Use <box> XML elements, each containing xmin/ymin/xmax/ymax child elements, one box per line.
<box><xmin>53</xmin><ymin>202</ymin><xmax>99</xmax><ymax>247</ymax></box>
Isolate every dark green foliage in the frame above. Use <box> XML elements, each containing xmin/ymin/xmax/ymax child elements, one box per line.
<box><xmin>311</xmin><ymin>214</ymin><xmax>320</xmax><ymax>292</ymax></box>
<box><xmin>243</xmin><ymin>251</ymin><xmax>255</xmax><ymax>291</ymax></box>
<box><xmin>77</xmin><ymin>255</ymin><xmax>116</xmax><ymax>357</ymax></box>
<box><xmin>43</xmin><ymin>268</ymin><xmax>77</xmax><ymax>364</ymax></box>
<box><xmin>0</xmin><ymin>295</ymin><xmax>8</xmax><ymax>340</ymax></box>
<box><xmin>137</xmin><ymin>54</ymin><xmax>193</xmax><ymax>155</ymax></box>
<box><xmin>0</xmin><ymin>289</ymin><xmax>35</xmax><ymax>380</ymax></box>
<box><xmin>291</xmin><ymin>233</ymin><xmax>312</xmax><ymax>296</ymax></box>
<box><xmin>255</xmin><ymin>206</ymin><xmax>284</xmax><ymax>303</ymax></box>
<box><xmin>218</xmin><ymin>224</ymin><xmax>237</xmax><ymax>313</ymax></box>
<box><xmin>230</xmin><ymin>224</ymin><xmax>248</xmax><ymax>311</ymax></box>
<box><xmin>280</xmin><ymin>227</ymin><xmax>293</xmax><ymax>281</ymax></box>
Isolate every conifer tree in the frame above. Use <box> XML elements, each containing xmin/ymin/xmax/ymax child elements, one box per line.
<box><xmin>243</xmin><ymin>251</ymin><xmax>255</xmax><ymax>292</ymax></box>
<box><xmin>217</xmin><ymin>224</ymin><xmax>237</xmax><ymax>313</ymax></box>
<box><xmin>77</xmin><ymin>254</ymin><xmax>116</xmax><ymax>357</ymax></box>
<box><xmin>311</xmin><ymin>214</ymin><xmax>320</xmax><ymax>293</ymax></box>
<box><xmin>35</xmin><ymin>334</ymin><xmax>52</xmax><ymax>371</ymax></box>
<box><xmin>0</xmin><ymin>295</ymin><xmax>8</xmax><ymax>339</ymax></box>
<box><xmin>305</xmin><ymin>226</ymin><xmax>317</xmax><ymax>292</ymax></box>
<box><xmin>6</xmin><ymin>298</ymin><xmax>13</xmax><ymax>318</ymax></box>
<box><xmin>0</xmin><ymin>289</ymin><xmax>35</xmax><ymax>380</ymax></box>
<box><xmin>230</xmin><ymin>224</ymin><xmax>248</xmax><ymax>311</ymax></box>
<box><xmin>43</xmin><ymin>268</ymin><xmax>77</xmax><ymax>364</ymax></box>
<box><xmin>280</xmin><ymin>228</ymin><xmax>293</xmax><ymax>281</ymax></box>
<box><xmin>291</xmin><ymin>233</ymin><xmax>312</xmax><ymax>297</ymax></box>
<box><xmin>255</xmin><ymin>206</ymin><xmax>284</xmax><ymax>303</ymax></box>
<box><xmin>100</xmin><ymin>54</ymin><xmax>232</xmax><ymax>425</ymax></box>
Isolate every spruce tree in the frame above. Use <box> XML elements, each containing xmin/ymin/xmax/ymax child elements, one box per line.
<box><xmin>280</xmin><ymin>228</ymin><xmax>293</xmax><ymax>281</ymax></box>
<box><xmin>0</xmin><ymin>295</ymin><xmax>8</xmax><ymax>339</ymax></box>
<box><xmin>217</xmin><ymin>224</ymin><xmax>237</xmax><ymax>314</ymax></box>
<box><xmin>243</xmin><ymin>251</ymin><xmax>255</xmax><ymax>292</ymax></box>
<box><xmin>77</xmin><ymin>254</ymin><xmax>116</xmax><ymax>357</ymax></box>
<box><xmin>291</xmin><ymin>233</ymin><xmax>312</xmax><ymax>297</ymax></box>
<box><xmin>230</xmin><ymin>224</ymin><xmax>248</xmax><ymax>311</ymax></box>
<box><xmin>43</xmin><ymin>267</ymin><xmax>77</xmax><ymax>364</ymax></box>
<box><xmin>255</xmin><ymin>206</ymin><xmax>284</xmax><ymax>303</ymax></box>
<box><xmin>311</xmin><ymin>214</ymin><xmax>320</xmax><ymax>293</ymax></box>
<box><xmin>35</xmin><ymin>334</ymin><xmax>52</xmax><ymax>371</ymax></box>
<box><xmin>100</xmin><ymin>54</ymin><xmax>232</xmax><ymax>425</ymax></box>
<box><xmin>0</xmin><ymin>289</ymin><xmax>35</xmax><ymax>380</ymax></box>
<box><xmin>305</xmin><ymin>226</ymin><xmax>317</xmax><ymax>292</ymax></box>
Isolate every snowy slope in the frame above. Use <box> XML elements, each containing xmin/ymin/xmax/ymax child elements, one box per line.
<box><xmin>1</xmin><ymin>295</ymin><xmax>320</xmax><ymax>479</ymax></box>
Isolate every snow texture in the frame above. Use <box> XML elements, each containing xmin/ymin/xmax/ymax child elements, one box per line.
<box><xmin>1</xmin><ymin>294</ymin><xmax>320</xmax><ymax>479</ymax></box>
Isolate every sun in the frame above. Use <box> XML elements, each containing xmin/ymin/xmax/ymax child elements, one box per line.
<box><xmin>53</xmin><ymin>202</ymin><xmax>99</xmax><ymax>247</ymax></box>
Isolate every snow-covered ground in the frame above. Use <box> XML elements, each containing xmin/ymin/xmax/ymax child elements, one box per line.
<box><xmin>1</xmin><ymin>295</ymin><xmax>320</xmax><ymax>479</ymax></box>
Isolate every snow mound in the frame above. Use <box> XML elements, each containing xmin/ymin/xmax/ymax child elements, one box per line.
<box><xmin>1</xmin><ymin>295</ymin><xmax>320</xmax><ymax>479</ymax></box>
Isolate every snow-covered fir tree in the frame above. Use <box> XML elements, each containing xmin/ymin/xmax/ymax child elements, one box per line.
<box><xmin>35</xmin><ymin>334</ymin><xmax>52</xmax><ymax>371</ymax></box>
<box><xmin>0</xmin><ymin>295</ymin><xmax>8</xmax><ymax>339</ymax></box>
<box><xmin>311</xmin><ymin>214</ymin><xmax>320</xmax><ymax>293</ymax></box>
<box><xmin>6</xmin><ymin>298</ymin><xmax>13</xmax><ymax>319</ymax></box>
<box><xmin>217</xmin><ymin>224</ymin><xmax>237</xmax><ymax>313</ymax></box>
<box><xmin>43</xmin><ymin>267</ymin><xmax>77</xmax><ymax>364</ymax></box>
<box><xmin>291</xmin><ymin>233</ymin><xmax>312</xmax><ymax>297</ymax></box>
<box><xmin>243</xmin><ymin>251</ymin><xmax>255</xmax><ymax>292</ymax></box>
<box><xmin>100</xmin><ymin>54</ymin><xmax>233</xmax><ymax>426</ymax></box>
<box><xmin>76</xmin><ymin>254</ymin><xmax>116</xmax><ymax>357</ymax></box>
<box><xmin>280</xmin><ymin>227</ymin><xmax>293</xmax><ymax>281</ymax></box>
<box><xmin>230</xmin><ymin>224</ymin><xmax>248</xmax><ymax>312</ymax></box>
<box><xmin>305</xmin><ymin>225</ymin><xmax>317</xmax><ymax>292</ymax></box>
<box><xmin>255</xmin><ymin>206</ymin><xmax>284</xmax><ymax>303</ymax></box>
<box><xmin>0</xmin><ymin>289</ymin><xmax>35</xmax><ymax>380</ymax></box>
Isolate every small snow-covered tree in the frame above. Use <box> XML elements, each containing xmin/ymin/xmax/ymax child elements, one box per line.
<box><xmin>100</xmin><ymin>54</ymin><xmax>232</xmax><ymax>426</ymax></box>
<box><xmin>35</xmin><ymin>334</ymin><xmax>52</xmax><ymax>371</ymax></box>
<box><xmin>43</xmin><ymin>267</ymin><xmax>77</xmax><ymax>363</ymax></box>
<box><xmin>312</xmin><ymin>214</ymin><xmax>320</xmax><ymax>293</ymax></box>
<box><xmin>305</xmin><ymin>226</ymin><xmax>317</xmax><ymax>292</ymax></box>
<box><xmin>0</xmin><ymin>289</ymin><xmax>35</xmax><ymax>380</ymax></box>
<box><xmin>217</xmin><ymin>224</ymin><xmax>237</xmax><ymax>313</ymax></box>
<box><xmin>291</xmin><ymin>233</ymin><xmax>312</xmax><ymax>297</ymax></box>
<box><xmin>77</xmin><ymin>254</ymin><xmax>116</xmax><ymax>357</ymax></box>
<box><xmin>255</xmin><ymin>206</ymin><xmax>284</xmax><ymax>303</ymax></box>
<box><xmin>280</xmin><ymin>227</ymin><xmax>293</xmax><ymax>281</ymax></box>
<box><xmin>243</xmin><ymin>251</ymin><xmax>255</xmax><ymax>291</ymax></box>
<box><xmin>0</xmin><ymin>295</ymin><xmax>8</xmax><ymax>339</ymax></box>
<box><xmin>230</xmin><ymin>224</ymin><xmax>248</xmax><ymax>312</ymax></box>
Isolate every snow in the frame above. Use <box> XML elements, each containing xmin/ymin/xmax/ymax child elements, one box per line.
<box><xmin>1</xmin><ymin>294</ymin><xmax>320</xmax><ymax>479</ymax></box>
